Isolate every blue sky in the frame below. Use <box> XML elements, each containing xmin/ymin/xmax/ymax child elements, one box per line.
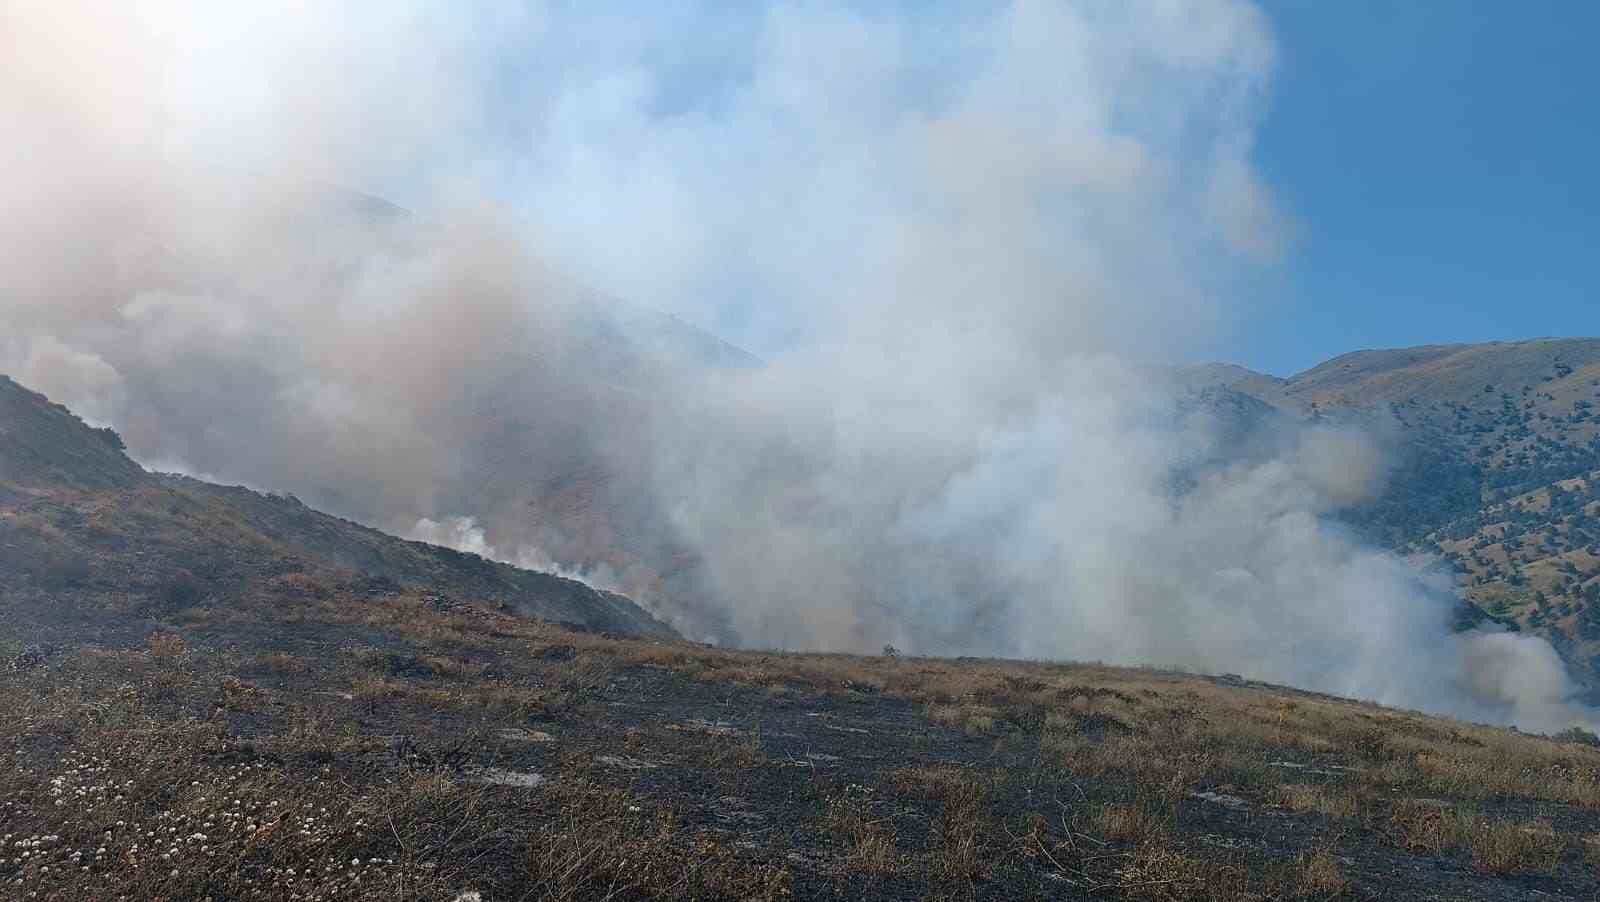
<box><xmin>478</xmin><ymin>2</ymin><xmax>1597</xmax><ymax>377</ymax></box>
<box><xmin>1243</xmin><ymin>0</ymin><xmax>1599</xmax><ymax>375</ymax></box>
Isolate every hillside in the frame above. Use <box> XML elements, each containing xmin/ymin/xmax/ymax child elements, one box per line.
<box><xmin>5</xmin><ymin>588</ymin><xmax>1600</xmax><ymax>899</ymax></box>
<box><xmin>1189</xmin><ymin>339</ymin><xmax>1600</xmax><ymax>684</ymax></box>
<box><xmin>8</xmin><ymin>371</ymin><xmax>1600</xmax><ymax>899</ymax></box>
<box><xmin>0</xmin><ymin>374</ymin><xmax>673</xmax><ymax>643</ymax></box>
<box><xmin>1200</xmin><ymin>339</ymin><xmax>1600</xmax><ymax>411</ymax></box>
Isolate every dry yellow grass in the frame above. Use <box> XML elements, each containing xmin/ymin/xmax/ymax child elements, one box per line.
<box><xmin>1293</xmin><ymin>847</ymin><xmax>1348</xmax><ymax>897</ymax></box>
<box><xmin>1468</xmin><ymin>818</ymin><xmax>1565</xmax><ymax>874</ymax></box>
<box><xmin>1583</xmin><ymin>833</ymin><xmax>1600</xmax><ymax>867</ymax></box>
<box><xmin>925</xmin><ymin>702</ymin><xmax>1001</xmax><ymax>736</ymax></box>
<box><xmin>144</xmin><ymin>631</ymin><xmax>187</xmax><ymax>660</ymax></box>
<box><xmin>1094</xmin><ymin>801</ymin><xmax>1168</xmax><ymax>844</ymax></box>
<box><xmin>1275</xmin><ymin>784</ymin><xmax>1365</xmax><ymax>820</ymax></box>
<box><xmin>824</xmin><ymin>786</ymin><xmax>903</xmax><ymax>876</ymax></box>
<box><xmin>1390</xmin><ymin>799</ymin><xmax>1472</xmax><ymax>854</ymax></box>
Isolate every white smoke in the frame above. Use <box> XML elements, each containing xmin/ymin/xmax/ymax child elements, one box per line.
<box><xmin>0</xmin><ymin>1</ymin><xmax>1591</xmax><ymax>731</ymax></box>
<box><xmin>410</xmin><ymin>517</ymin><xmax>499</xmax><ymax>561</ymax></box>
<box><xmin>410</xmin><ymin>515</ymin><xmax>623</xmax><ymax>595</ymax></box>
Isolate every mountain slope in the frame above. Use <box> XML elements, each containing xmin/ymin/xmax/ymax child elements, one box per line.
<box><xmin>0</xmin><ymin>374</ymin><xmax>673</xmax><ymax>640</ymax></box>
<box><xmin>1199</xmin><ymin>338</ymin><xmax>1600</xmax><ymax>412</ymax></box>
<box><xmin>1187</xmin><ymin>339</ymin><xmax>1600</xmax><ymax>683</ymax></box>
<box><xmin>0</xmin><ymin>379</ymin><xmax>145</xmax><ymax>492</ymax></box>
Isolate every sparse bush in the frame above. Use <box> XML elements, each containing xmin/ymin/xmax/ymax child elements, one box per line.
<box><xmin>885</xmin><ymin>765</ymin><xmax>998</xmax><ymax>882</ymax></box>
<box><xmin>825</xmin><ymin>784</ymin><xmax>902</xmax><ymax>876</ymax></box>
<box><xmin>1095</xmin><ymin>800</ymin><xmax>1168</xmax><ymax>844</ymax></box>
<box><xmin>1113</xmin><ymin>844</ymin><xmax>1252</xmax><ymax>902</ymax></box>
<box><xmin>145</xmin><ymin>631</ymin><xmax>188</xmax><ymax>660</ymax></box>
<box><xmin>1275</xmin><ymin>784</ymin><xmax>1364</xmax><ymax>820</ymax></box>
<box><xmin>91</xmin><ymin>424</ymin><xmax>126</xmax><ymax>450</ymax></box>
<box><xmin>1469</xmin><ymin>818</ymin><xmax>1565</xmax><ymax>874</ymax></box>
<box><xmin>351</xmin><ymin>675</ymin><xmax>406</xmax><ymax>706</ymax></box>
<box><xmin>1389</xmin><ymin>799</ymin><xmax>1472</xmax><ymax>854</ymax></box>
<box><xmin>1293</xmin><ymin>847</ymin><xmax>1348</xmax><ymax>897</ymax></box>
<box><xmin>217</xmin><ymin>675</ymin><xmax>264</xmax><ymax>711</ymax></box>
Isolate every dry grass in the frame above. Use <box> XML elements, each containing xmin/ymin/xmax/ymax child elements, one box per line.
<box><xmin>824</xmin><ymin>785</ymin><xmax>902</xmax><ymax>876</ymax></box>
<box><xmin>1583</xmin><ymin>833</ymin><xmax>1600</xmax><ymax>867</ymax></box>
<box><xmin>1112</xmin><ymin>845</ymin><xmax>1253</xmax><ymax>902</ymax></box>
<box><xmin>350</xmin><ymin>674</ymin><xmax>407</xmax><ymax>706</ymax></box>
<box><xmin>1389</xmin><ymin>799</ymin><xmax>1473</xmax><ymax>854</ymax></box>
<box><xmin>7</xmin><ymin>586</ymin><xmax>1600</xmax><ymax>899</ymax></box>
<box><xmin>216</xmin><ymin>675</ymin><xmax>265</xmax><ymax>712</ymax></box>
<box><xmin>1275</xmin><ymin>783</ymin><xmax>1365</xmax><ymax>820</ymax></box>
<box><xmin>667</xmin><ymin>645</ymin><xmax>1600</xmax><ymax>815</ymax></box>
<box><xmin>525</xmin><ymin>781</ymin><xmax>794</xmax><ymax>900</ymax></box>
<box><xmin>1292</xmin><ymin>847</ymin><xmax>1348</xmax><ymax>897</ymax></box>
<box><xmin>1388</xmin><ymin>801</ymin><xmax>1567</xmax><ymax>875</ymax></box>
<box><xmin>888</xmin><ymin>766</ymin><xmax>993</xmax><ymax>883</ymax></box>
<box><xmin>1094</xmin><ymin>800</ymin><xmax>1169</xmax><ymax>844</ymax></box>
<box><xmin>0</xmin><ymin>646</ymin><xmax>796</xmax><ymax>900</ymax></box>
<box><xmin>144</xmin><ymin>631</ymin><xmax>187</xmax><ymax>660</ymax></box>
<box><xmin>1468</xmin><ymin>818</ymin><xmax>1566</xmax><ymax>874</ymax></box>
<box><xmin>925</xmin><ymin>703</ymin><xmax>1001</xmax><ymax>736</ymax></box>
<box><xmin>1399</xmin><ymin>737</ymin><xmax>1600</xmax><ymax>809</ymax></box>
<box><xmin>254</xmin><ymin>651</ymin><xmax>309</xmax><ymax>673</ymax></box>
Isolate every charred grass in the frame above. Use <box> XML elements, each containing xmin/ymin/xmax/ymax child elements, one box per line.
<box><xmin>4</xmin><ymin>588</ymin><xmax>1600</xmax><ymax>899</ymax></box>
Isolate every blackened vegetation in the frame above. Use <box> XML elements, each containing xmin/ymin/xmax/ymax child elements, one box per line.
<box><xmin>4</xmin><ymin>604</ymin><xmax>1600</xmax><ymax>900</ymax></box>
<box><xmin>0</xmin><ymin>374</ymin><xmax>674</xmax><ymax>640</ymax></box>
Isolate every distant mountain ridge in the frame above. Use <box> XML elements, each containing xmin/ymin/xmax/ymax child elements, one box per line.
<box><xmin>1190</xmin><ymin>338</ymin><xmax>1600</xmax><ymax>409</ymax></box>
<box><xmin>1184</xmin><ymin>338</ymin><xmax>1600</xmax><ymax>688</ymax></box>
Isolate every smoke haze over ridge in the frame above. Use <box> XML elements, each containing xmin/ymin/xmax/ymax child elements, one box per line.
<box><xmin>2</xmin><ymin>1</ymin><xmax>1592</xmax><ymax>731</ymax></box>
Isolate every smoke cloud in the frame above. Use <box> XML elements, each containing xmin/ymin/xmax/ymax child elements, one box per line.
<box><xmin>1</xmin><ymin>1</ymin><xmax>1591</xmax><ymax>730</ymax></box>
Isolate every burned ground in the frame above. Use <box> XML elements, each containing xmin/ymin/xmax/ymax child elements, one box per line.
<box><xmin>4</xmin><ymin>584</ymin><xmax>1600</xmax><ymax>900</ymax></box>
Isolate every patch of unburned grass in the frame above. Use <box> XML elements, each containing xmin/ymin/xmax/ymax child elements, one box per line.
<box><xmin>1275</xmin><ymin>783</ymin><xmax>1365</xmax><ymax>820</ymax></box>
<box><xmin>1468</xmin><ymin>818</ymin><xmax>1565</xmax><ymax>875</ymax></box>
<box><xmin>1113</xmin><ymin>844</ymin><xmax>1254</xmax><ymax>902</ymax></box>
<box><xmin>1291</xmin><ymin>847</ymin><xmax>1348</xmax><ymax>898</ymax></box>
<box><xmin>1093</xmin><ymin>800</ymin><xmax>1169</xmax><ymax>844</ymax></box>
<box><xmin>145</xmin><ymin>631</ymin><xmax>187</xmax><ymax>660</ymax></box>
<box><xmin>1389</xmin><ymin>799</ymin><xmax>1472</xmax><ymax>854</ymax></box>
<box><xmin>926</xmin><ymin>702</ymin><xmax>1002</xmax><ymax>736</ymax></box>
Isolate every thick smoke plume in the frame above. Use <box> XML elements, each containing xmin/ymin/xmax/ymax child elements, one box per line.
<box><xmin>1</xmin><ymin>1</ymin><xmax>1592</xmax><ymax>730</ymax></box>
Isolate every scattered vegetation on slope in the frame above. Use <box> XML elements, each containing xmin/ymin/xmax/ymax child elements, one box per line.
<box><xmin>1201</xmin><ymin>340</ymin><xmax>1600</xmax><ymax>693</ymax></box>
